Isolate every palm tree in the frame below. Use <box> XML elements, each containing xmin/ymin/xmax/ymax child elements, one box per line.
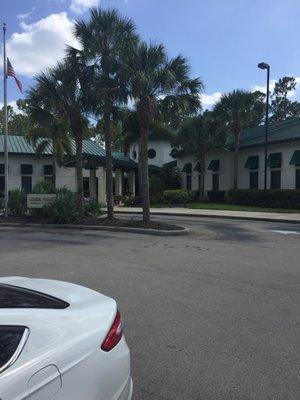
<box><xmin>126</xmin><ymin>42</ymin><xmax>203</xmax><ymax>222</ymax></box>
<box><xmin>73</xmin><ymin>7</ymin><xmax>138</xmax><ymax>220</ymax></box>
<box><xmin>213</xmin><ymin>90</ymin><xmax>264</xmax><ymax>189</ymax></box>
<box><xmin>29</xmin><ymin>57</ymin><xmax>92</xmax><ymax>215</ymax></box>
<box><xmin>176</xmin><ymin>112</ymin><xmax>226</xmax><ymax>199</ymax></box>
<box><xmin>26</xmin><ymin>89</ymin><xmax>72</xmax><ymax>185</ymax></box>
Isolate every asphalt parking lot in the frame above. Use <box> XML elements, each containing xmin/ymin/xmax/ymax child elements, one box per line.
<box><xmin>0</xmin><ymin>216</ymin><xmax>299</xmax><ymax>400</ymax></box>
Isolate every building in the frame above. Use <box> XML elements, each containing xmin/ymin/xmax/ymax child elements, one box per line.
<box><xmin>0</xmin><ymin>135</ymin><xmax>137</xmax><ymax>203</ymax></box>
<box><xmin>129</xmin><ymin>135</ymin><xmax>176</xmax><ymax>168</ymax></box>
<box><xmin>177</xmin><ymin>117</ymin><xmax>300</xmax><ymax>192</ymax></box>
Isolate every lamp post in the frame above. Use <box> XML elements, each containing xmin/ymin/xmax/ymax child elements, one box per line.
<box><xmin>258</xmin><ymin>62</ymin><xmax>270</xmax><ymax>190</ymax></box>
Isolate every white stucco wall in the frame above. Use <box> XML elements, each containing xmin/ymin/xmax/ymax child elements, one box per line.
<box><xmin>0</xmin><ymin>154</ymin><xmax>95</xmax><ymax>193</ymax></box>
<box><xmin>238</xmin><ymin>142</ymin><xmax>300</xmax><ymax>189</ymax></box>
<box><xmin>177</xmin><ymin>140</ymin><xmax>300</xmax><ymax>192</ymax></box>
<box><xmin>177</xmin><ymin>149</ymin><xmax>233</xmax><ymax>191</ymax></box>
<box><xmin>129</xmin><ymin>139</ymin><xmax>175</xmax><ymax>167</ymax></box>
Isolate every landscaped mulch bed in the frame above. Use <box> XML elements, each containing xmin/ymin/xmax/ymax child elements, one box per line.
<box><xmin>0</xmin><ymin>215</ymin><xmax>184</xmax><ymax>231</ymax></box>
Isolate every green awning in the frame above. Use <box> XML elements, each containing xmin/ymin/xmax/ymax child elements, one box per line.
<box><xmin>267</xmin><ymin>152</ymin><xmax>282</xmax><ymax>168</ymax></box>
<box><xmin>182</xmin><ymin>163</ymin><xmax>192</xmax><ymax>173</ymax></box>
<box><xmin>194</xmin><ymin>161</ymin><xmax>203</xmax><ymax>171</ymax></box>
<box><xmin>207</xmin><ymin>159</ymin><xmax>220</xmax><ymax>172</ymax></box>
<box><xmin>244</xmin><ymin>155</ymin><xmax>259</xmax><ymax>170</ymax></box>
<box><xmin>290</xmin><ymin>150</ymin><xmax>300</xmax><ymax>166</ymax></box>
<box><xmin>149</xmin><ymin>164</ymin><xmax>161</xmax><ymax>172</ymax></box>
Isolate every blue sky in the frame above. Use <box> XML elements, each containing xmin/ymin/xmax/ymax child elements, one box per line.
<box><xmin>1</xmin><ymin>0</ymin><xmax>300</xmax><ymax>111</ymax></box>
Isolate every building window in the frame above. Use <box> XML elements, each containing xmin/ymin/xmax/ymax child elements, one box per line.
<box><xmin>270</xmin><ymin>170</ymin><xmax>281</xmax><ymax>189</ymax></box>
<box><xmin>148</xmin><ymin>149</ymin><xmax>156</xmax><ymax>159</ymax></box>
<box><xmin>296</xmin><ymin>169</ymin><xmax>300</xmax><ymax>189</ymax></box>
<box><xmin>186</xmin><ymin>175</ymin><xmax>192</xmax><ymax>190</ymax></box>
<box><xmin>212</xmin><ymin>173</ymin><xmax>219</xmax><ymax>191</ymax></box>
<box><xmin>21</xmin><ymin>164</ymin><xmax>33</xmax><ymax>175</ymax></box>
<box><xmin>21</xmin><ymin>176</ymin><xmax>32</xmax><ymax>193</ymax></box>
<box><xmin>249</xmin><ymin>171</ymin><xmax>259</xmax><ymax>189</ymax></box>
<box><xmin>0</xmin><ymin>163</ymin><xmax>4</xmax><ymax>175</ymax></box>
<box><xmin>83</xmin><ymin>177</ymin><xmax>90</xmax><ymax>198</ymax></box>
<box><xmin>44</xmin><ymin>165</ymin><xmax>53</xmax><ymax>176</ymax></box>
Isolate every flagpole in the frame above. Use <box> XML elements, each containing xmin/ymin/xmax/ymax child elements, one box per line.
<box><xmin>3</xmin><ymin>22</ymin><xmax>8</xmax><ymax>217</ymax></box>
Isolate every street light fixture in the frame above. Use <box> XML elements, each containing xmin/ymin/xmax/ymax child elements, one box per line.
<box><xmin>258</xmin><ymin>62</ymin><xmax>270</xmax><ymax>190</ymax></box>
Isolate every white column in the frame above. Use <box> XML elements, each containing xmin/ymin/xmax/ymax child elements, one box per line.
<box><xmin>129</xmin><ymin>170</ymin><xmax>136</xmax><ymax>196</ymax></box>
<box><xmin>115</xmin><ymin>169</ymin><xmax>123</xmax><ymax>196</ymax></box>
<box><xmin>98</xmin><ymin>167</ymin><xmax>106</xmax><ymax>204</ymax></box>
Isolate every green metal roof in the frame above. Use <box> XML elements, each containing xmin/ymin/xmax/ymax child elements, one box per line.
<box><xmin>0</xmin><ymin>134</ymin><xmax>136</xmax><ymax>170</ymax></box>
<box><xmin>238</xmin><ymin>117</ymin><xmax>300</xmax><ymax>149</ymax></box>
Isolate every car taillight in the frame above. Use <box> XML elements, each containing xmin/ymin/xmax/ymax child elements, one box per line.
<box><xmin>101</xmin><ymin>310</ymin><xmax>123</xmax><ymax>352</ymax></box>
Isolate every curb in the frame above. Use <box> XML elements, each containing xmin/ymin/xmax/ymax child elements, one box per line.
<box><xmin>114</xmin><ymin>209</ymin><xmax>300</xmax><ymax>224</ymax></box>
<box><xmin>0</xmin><ymin>222</ymin><xmax>189</xmax><ymax>237</ymax></box>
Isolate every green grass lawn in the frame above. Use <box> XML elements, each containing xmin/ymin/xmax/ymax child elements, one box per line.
<box><xmin>188</xmin><ymin>203</ymin><xmax>300</xmax><ymax>213</ymax></box>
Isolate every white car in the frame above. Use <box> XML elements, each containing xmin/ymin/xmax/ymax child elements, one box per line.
<box><xmin>0</xmin><ymin>277</ymin><xmax>133</xmax><ymax>400</ymax></box>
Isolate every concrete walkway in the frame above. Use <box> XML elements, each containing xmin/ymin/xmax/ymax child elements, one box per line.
<box><xmin>115</xmin><ymin>206</ymin><xmax>300</xmax><ymax>223</ymax></box>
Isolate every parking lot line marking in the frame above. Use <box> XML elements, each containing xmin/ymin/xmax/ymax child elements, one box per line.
<box><xmin>270</xmin><ymin>230</ymin><xmax>300</xmax><ymax>235</ymax></box>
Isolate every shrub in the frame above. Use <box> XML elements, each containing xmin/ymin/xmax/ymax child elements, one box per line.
<box><xmin>84</xmin><ymin>199</ymin><xmax>103</xmax><ymax>217</ymax></box>
<box><xmin>123</xmin><ymin>195</ymin><xmax>142</xmax><ymax>206</ymax></box>
<box><xmin>30</xmin><ymin>180</ymin><xmax>57</xmax><ymax>217</ymax></box>
<box><xmin>0</xmin><ymin>197</ymin><xmax>4</xmax><ymax>211</ymax></box>
<box><xmin>150</xmin><ymin>176</ymin><xmax>165</xmax><ymax>204</ymax></box>
<box><xmin>163</xmin><ymin>190</ymin><xmax>197</xmax><ymax>205</ymax></box>
<box><xmin>8</xmin><ymin>189</ymin><xmax>27</xmax><ymax>216</ymax></box>
<box><xmin>207</xmin><ymin>190</ymin><xmax>226</xmax><ymax>203</ymax></box>
<box><xmin>46</xmin><ymin>188</ymin><xmax>79</xmax><ymax>223</ymax></box>
<box><xmin>32</xmin><ymin>180</ymin><xmax>56</xmax><ymax>194</ymax></box>
<box><xmin>227</xmin><ymin>189</ymin><xmax>300</xmax><ymax>209</ymax></box>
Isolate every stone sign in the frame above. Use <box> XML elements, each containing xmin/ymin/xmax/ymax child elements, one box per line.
<box><xmin>27</xmin><ymin>194</ymin><xmax>56</xmax><ymax>209</ymax></box>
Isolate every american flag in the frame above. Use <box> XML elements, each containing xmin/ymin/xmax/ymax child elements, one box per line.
<box><xmin>7</xmin><ymin>58</ymin><xmax>23</xmax><ymax>93</ymax></box>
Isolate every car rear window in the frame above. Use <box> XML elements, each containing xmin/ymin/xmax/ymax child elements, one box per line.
<box><xmin>0</xmin><ymin>284</ymin><xmax>69</xmax><ymax>309</ymax></box>
<box><xmin>0</xmin><ymin>326</ymin><xmax>28</xmax><ymax>372</ymax></box>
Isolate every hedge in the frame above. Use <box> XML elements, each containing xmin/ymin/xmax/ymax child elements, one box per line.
<box><xmin>163</xmin><ymin>190</ymin><xmax>197</xmax><ymax>205</ymax></box>
<box><xmin>226</xmin><ymin>189</ymin><xmax>300</xmax><ymax>209</ymax></box>
<box><xmin>207</xmin><ymin>190</ymin><xmax>226</xmax><ymax>203</ymax></box>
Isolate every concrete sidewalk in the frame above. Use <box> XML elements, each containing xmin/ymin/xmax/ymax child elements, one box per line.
<box><xmin>115</xmin><ymin>206</ymin><xmax>300</xmax><ymax>223</ymax></box>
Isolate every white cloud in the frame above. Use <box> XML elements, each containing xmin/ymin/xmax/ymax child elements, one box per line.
<box><xmin>202</xmin><ymin>92</ymin><xmax>222</xmax><ymax>109</ymax></box>
<box><xmin>0</xmin><ymin>100</ymin><xmax>21</xmax><ymax>113</ymax></box>
<box><xmin>252</xmin><ymin>80</ymin><xmax>277</xmax><ymax>95</ymax></box>
<box><xmin>252</xmin><ymin>77</ymin><xmax>300</xmax><ymax>99</ymax></box>
<box><xmin>3</xmin><ymin>13</ymin><xmax>79</xmax><ymax>77</ymax></box>
<box><xmin>17</xmin><ymin>7</ymin><xmax>36</xmax><ymax>20</ymax></box>
<box><xmin>70</xmin><ymin>0</ymin><xmax>100</xmax><ymax>14</ymax></box>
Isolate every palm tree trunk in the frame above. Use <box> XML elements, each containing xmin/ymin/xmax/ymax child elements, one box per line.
<box><xmin>138</xmin><ymin>137</ymin><xmax>143</xmax><ymax>196</ymax></box>
<box><xmin>233</xmin><ymin>134</ymin><xmax>239</xmax><ymax>190</ymax></box>
<box><xmin>233</xmin><ymin>115</ymin><xmax>241</xmax><ymax>190</ymax></box>
<box><xmin>140</xmin><ymin>126</ymin><xmax>150</xmax><ymax>222</ymax></box>
<box><xmin>75</xmin><ymin>136</ymin><xmax>84</xmax><ymax>216</ymax></box>
<box><xmin>70</xmin><ymin>112</ymin><xmax>84</xmax><ymax>217</ymax></box>
<box><xmin>52</xmin><ymin>154</ymin><xmax>56</xmax><ymax>188</ymax></box>
<box><xmin>103</xmin><ymin>102</ymin><xmax>114</xmax><ymax>220</ymax></box>
<box><xmin>197</xmin><ymin>133</ymin><xmax>205</xmax><ymax>201</ymax></box>
<box><xmin>199</xmin><ymin>151</ymin><xmax>205</xmax><ymax>201</ymax></box>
